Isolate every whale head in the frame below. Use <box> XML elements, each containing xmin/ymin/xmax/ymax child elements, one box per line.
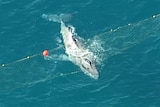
<box><xmin>80</xmin><ymin>57</ymin><xmax>99</xmax><ymax>79</ymax></box>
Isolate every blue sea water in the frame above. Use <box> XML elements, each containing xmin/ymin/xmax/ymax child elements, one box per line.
<box><xmin>0</xmin><ymin>0</ymin><xmax>160</xmax><ymax>107</ymax></box>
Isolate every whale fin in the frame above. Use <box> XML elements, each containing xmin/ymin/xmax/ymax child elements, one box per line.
<box><xmin>44</xmin><ymin>54</ymin><xmax>69</xmax><ymax>61</ymax></box>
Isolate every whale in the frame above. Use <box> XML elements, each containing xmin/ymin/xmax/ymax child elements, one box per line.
<box><xmin>60</xmin><ymin>21</ymin><xmax>99</xmax><ymax>79</ymax></box>
<box><xmin>42</xmin><ymin>13</ymin><xmax>99</xmax><ymax>79</ymax></box>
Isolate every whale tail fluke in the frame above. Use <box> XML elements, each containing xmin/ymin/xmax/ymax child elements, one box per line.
<box><xmin>42</xmin><ymin>12</ymin><xmax>77</xmax><ymax>23</ymax></box>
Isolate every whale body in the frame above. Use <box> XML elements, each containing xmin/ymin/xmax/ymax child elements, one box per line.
<box><xmin>60</xmin><ymin>21</ymin><xmax>99</xmax><ymax>79</ymax></box>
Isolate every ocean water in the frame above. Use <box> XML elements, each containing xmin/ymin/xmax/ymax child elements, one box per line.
<box><xmin>0</xmin><ymin>0</ymin><xmax>160</xmax><ymax>107</ymax></box>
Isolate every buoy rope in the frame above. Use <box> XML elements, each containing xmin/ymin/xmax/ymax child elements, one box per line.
<box><xmin>1</xmin><ymin>45</ymin><xmax>63</xmax><ymax>67</ymax></box>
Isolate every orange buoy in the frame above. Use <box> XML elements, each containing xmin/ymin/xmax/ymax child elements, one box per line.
<box><xmin>43</xmin><ymin>50</ymin><xmax>49</xmax><ymax>56</ymax></box>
